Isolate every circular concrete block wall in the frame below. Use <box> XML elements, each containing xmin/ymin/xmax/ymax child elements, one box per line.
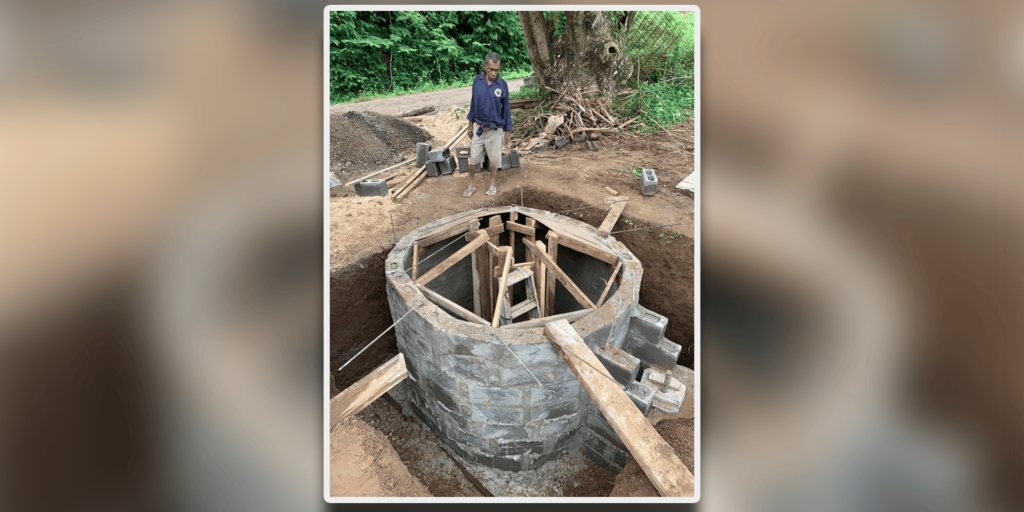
<box><xmin>384</xmin><ymin>207</ymin><xmax>642</xmax><ymax>471</ymax></box>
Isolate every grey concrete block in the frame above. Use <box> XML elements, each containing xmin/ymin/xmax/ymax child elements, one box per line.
<box><xmin>438</xmin><ymin>154</ymin><xmax>456</xmax><ymax>175</ymax></box>
<box><xmin>624</xmin><ymin>305</ymin><xmax>668</xmax><ymax>350</ymax></box>
<box><xmin>585</xmin><ymin>412</ymin><xmax>627</xmax><ymax>452</ymax></box>
<box><xmin>425</xmin><ymin>380</ymin><xmax>458</xmax><ymax>411</ymax></box>
<box><xmin>469</xmin><ymin>385</ymin><xmax>523</xmax><ymax>407</ymax></box>
<box><xmin>529</xmin><ymin>379</ymin><xmax>579</xmax><ymax>405</ymax></box>
<box><xmin>426</xmin><ymin>161</ymin><xmax>440</xmax><ymax>177</ymax></box>
<box><xmin>641</xmin><ymin>168</ymin><xmax>658</xmax><ymax>196</ymax></box>
<box><xmin>449</xmin><ymin>355</ymin><xmax>501</xmax><ymax>386</ymax></box>
<box><xmin>508</xmin><ymin>149</ymin><xmax>520</xmax><ymax>168</ymax></box>
<box><xmin>632</xmin><ymin>336</ymin><xmax>683</xmax><ymax>371</ymax></box>
<box><xmin>625</xmin><ymin>381</ymin><xmax>655</xmax><ymax>415</ymax></box>
<box><xmin>595</xmin><ymin>343</ymin><xmax>641</xmax><ymax>387</ymax></box>
<box><xmin>493</xmin><ymin>455</ymin><xmax>523</xmax><ymax>471</ymax></box>
<box><xmin>535</xmin><ymin>413</ymin><xmax>580</xmax><ymax>439</ymax></box>
<box><xmin>416</xmin><ymin>142</ymin><xmax>432</xmax><ymax>166</ymax></box>
<box><xmin>453</xmin><ymin>146</ymin><xmax>471</xmax><ymax>159</ymax></box>
<box><xmin>510</xmin><ymin>342</ymin><xmax>561</xmax><ymax>365</ymax></box>
<box><xmin>574</xmin><ymin>132</ymin><xmax>586</xmax><ymax>142</ymax></box>
<box><xmin>586</xmin><ymin>140</ymin><xmax>598</xmax><ymax>151</ymax></box>
<box><xmin>500</xmin><ymin>153</ymin><xmax>510</xmax><ymax>170</ymax></box>
<box><xmin>481</xmin><ymin>424</ymin><xmax>529</xmax><ymax>440</ymax></box>
<box><xmin>529</xmin><ymin>399</ymin><xmax>577</xmax><ymax>422</ymax></box>
<box><xmin>428</xmin><ymin>147</ymin><xmax>450</xmax><ymax>162</ymax></box>
<box><xmin>554</xmin><ymin>136</ymin><xmax>568</xmax><ymax>149</ymax></box>
<box><xmin>640</xmin><ymin>367</ymin><xmax>685</xmax><ymax>414</ymax></box>
<box><xmin>501</xmin><ymin>365</ymin><xmax>554</xmax><ymax>386</ymax></box>
<box><xmin>400</xmin><ymin>335</ymin><xmax>433</xmax><ymax>362</ymax></box>
<box><xmin>353</xmin><ymin>179</ymin><xmax>388</xmax><ymax>197</ymax></box>
<box><xmin>497</xmin><ymin>440</ymin><xmax>544</xmax><ymax>457</ymax></box>
<box><xmin>472</xmin><ymin>405</ymin><xmax>522</xmax><ymax>425</ymax></box>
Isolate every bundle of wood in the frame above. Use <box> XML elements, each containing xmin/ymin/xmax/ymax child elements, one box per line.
<box><xmin>521</xmin><ymin>88</ymin><xmax>639</xmax><ymax>151</ymax></box>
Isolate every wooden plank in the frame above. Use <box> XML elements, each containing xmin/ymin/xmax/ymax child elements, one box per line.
<box><xmin>526</xmin><ymin>239</ymin><xmax>597</xmax><ymax>310</ymax></box>
<box><xmin>596</xmin><ymin>197</ymin><xmax>628</xmax><ymax>237</ymax></box>
<box><xmin>544</xmin><ymin>232</ymin><xmax>560</xmax><ymax>315</ymax></box>
<box><xmin>509</xmin><ymin>212</ymin><xmax>518</xmax><ymax>266</ymax></box>
<box><xmin>418</xmin><ymin>207</ymin><xmax>513</xmax><ymax>240</ymax></box>
<box><xmin>470</xmin><ymin>220</ymin><xmax>482</xmax><ymax>317</ymax></box>
<box><xmin>490</xmin><ymin>247</ymin><xmax>514</xmax><ymax>328</ymax></box>
<box><xmin>415</xmin><ymin>230</ymin><xmax>489</xmax><ymax>285</ymax></box>
<box><xmin>412</xmin><ymin>243</ymin><xmax>420</xmax><ymax>280</ymax></box>
<box><xmin>483</xmin><ymin>223</ymin><xmax>506</xmax><ymax>237</ymax></box>
<box><xmin>536</xmin><ymin>241</ymin><xmax>547</xmax><ymax>316</ymax></box>
<box><xmin>418</xmin><ymin>223</ymin><xmax>472</xmax><ymax>247</ymax></box>
<box><xmin>488</xmin><ymin>215</ymin><xmax>502</xmax><ymax>310</ymax></box>
<box><xmin>330</xmin><ymin>354</ymin><xmax>408</xmax><ymax>426</ymax></box>
<box><xmin>502</xmin><ymin>308</ymin><xmax>593</xmax><ymax>329</ymax></box>
<box><xmin>551</xmin><ymin>230</ymin><xmax>618</xmax><ymax>265</ymax></box>
<box><xmin>506</xmin><ymin>221</ymin><xmax>536</xmax><ymax>237</ymax></box>
<box><xmin>543</xmin><ymin>320</ymin><xmax>695</xmax><ymax>497</ymax></box>
<box><xmin>394</xmin><ymin>168</ymin><xmax>428</xmax><ymax>201</ymax></box>
<box><xmin>524</xmin><ymin>218</ymin><xmax>537</xmax><ymax>267</ymax></box>
<box><xmin>596</xmin><ymin>261</ymin><xmax>622</xmax><ymax>307</ymax></box>
<box><xmin>509</xmin><ymin>299</ymin><xmax>537</xmax><ymax>319</ymax></box>
<box><xmin>418</xmin><ymin>284</ymin><xmax>489</xmax><ymax>325</ymax></box>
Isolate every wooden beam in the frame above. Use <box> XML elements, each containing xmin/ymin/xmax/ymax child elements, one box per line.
<box><xmin>418</xmin><ymin>284</ymin><xmax>489</xmax><ymax>325</ymax></box>
<box><xmin>418</xmin><ymin>223</ymin><xmax>472</xmax><ymax>247</ymax></box>
<box><xmin>415</xmin><ymin>230</ymin><xmax>489</xmax><ymax>285</ymax></box>
<box><xmin>330</xmin><ymin>354</ymin><xmax>408</xmax><ymax>426</ymax></box>
<box><xmin>483</xmin><ymin>223</ymin><xmax>506</xmax><ymax>237</ymax></box>
<box><xmin>596</xmin><ymin>261</ymin><xmax>622</xmax><ymax>307</ymax></box>
<box><xmin>412</xmin><ymin>243</ymin><xmax>420</xmax><ymax>280</ymax></box>
<box><xmin>543</xmin><ymin>320</ymin><xmax>695</xmax><ymax>497</ymax></box>
<box><xmin>596</xmin><ymin>197</ymin><xmax>628</xmax><ymax>237</ymax></box>
<box><xmin>417</xmin><ymin>207</ymin><xmax>512</xmax><ymax>241</ymax></box>
<box><xmin>469</xmin><ymin>220</ymin><xmax>483</xmax><ymax>317</ymax></box>
<box><xmin>394</xmin><ymin>168</ymin><xmax>428</xmax><ymax>201</ymax></box>
<box><xmin>526</xmin><ymin>239</ymin><xmax>597</xmax><ymax>310</ymax></box>
<box><xmin>506</xmin><ymin>221</ymin><xmax>536</xmax><ymax>237</ymax></box>
<box><xmin>491</xmin><ymin>247</ymin><xmax>514</xmax><ymax>328</ymax></box>
<box><xmin>488</xmin><ymin>215</ymin><xmax>502</xmax><ymax>310</ymax></box>
<box><xmin>502</xmin><ymin>308</ymin><xmax>592</xmax><ymax>329</ymax></box>
<box><xmin>544</xmin><ymin>232</ymin><xmax>560</xmax><ymax>315</ymax></box>
<box><xmin>524</xmin><ymin>218</ymin><xmax>537</xmax><ymax>267</ymax></box>
<box><xmin>536</xmin><ymin>241</ymin><xmax>547</xmax><ymax>316</ymax></box>
<box><xmin>550</xmin><ymin>230</ymin><xmax>618</xmax><ymax>265</ymax></box>
<box><xmin>509</xmin><ymin>211</ymin><xmax>518</xmax><ymax>265</ymax></box>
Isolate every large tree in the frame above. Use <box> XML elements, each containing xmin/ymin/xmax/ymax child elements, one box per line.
<box><xmin>518</xmin><ymin>11</ymin><xmax>636</xmax><ymax>95</ymax></box>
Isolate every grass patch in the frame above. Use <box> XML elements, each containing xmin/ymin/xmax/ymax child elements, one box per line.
<box><xmin>331</xmin><ymin>69</ymin><xmax>533</xmax><ymax>106</ymax></box>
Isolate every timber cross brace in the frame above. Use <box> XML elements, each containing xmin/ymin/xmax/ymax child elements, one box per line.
<box><xmin>378</xmin><ymin>206</ymin><xmax>689</xmax><ymax>478</ymax></box>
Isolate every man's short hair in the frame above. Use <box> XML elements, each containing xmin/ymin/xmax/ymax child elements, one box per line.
<box><xmin>485</xmin><ymin>52</ymin><xmax>501</xmax><ymax>65</ymax></box>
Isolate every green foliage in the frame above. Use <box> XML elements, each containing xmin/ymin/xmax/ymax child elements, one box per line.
<box><xmin>329</xmin><ymin>11</ymin><xmax>533</xmax><ymax>104</ymax></box>
<box><xmin>508</xmin><ymin>86</ymin><xmax>541</xmax><ymax>100</ymax></box>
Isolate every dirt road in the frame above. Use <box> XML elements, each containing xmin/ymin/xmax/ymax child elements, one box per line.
<box><xmin>329</xmin><ymin>78</ymin><xmax>526</xmax><ymax>116</ymax></box>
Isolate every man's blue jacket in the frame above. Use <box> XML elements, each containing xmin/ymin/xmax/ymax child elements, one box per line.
<box><xmin>467</xmin><ymin>74</ymin><xmax>513</xmax><ymax>137</ymax></box>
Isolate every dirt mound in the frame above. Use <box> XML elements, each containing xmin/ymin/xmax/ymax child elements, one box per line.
<box><xmin>330</xmin><ymin>111</ymin><xmax>432</xmax><ymax>181</ymax></box>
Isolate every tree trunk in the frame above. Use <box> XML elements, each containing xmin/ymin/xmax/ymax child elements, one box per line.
<box><xmin>519</xmin><ymin>11</ymin><xmax>634</xmax><ymax>96</ymax></box>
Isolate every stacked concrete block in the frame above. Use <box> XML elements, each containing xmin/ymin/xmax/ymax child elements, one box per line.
<box><xmin>416</xmin><ymin>142</ymin><xmax>432</xmax><ymax>166</ymax></box>
<box><xmin>454</xmin><ymin>146</ymin><xmax>471</xmax><ymax>173</ymax></box>
<box><xmin>595</xmin><ymin>343</ymin><xmax>640</xmax><ymax>387</ymax></box>
<box><xmin>353</xmin><ymin>179</ymin><xmax>388</xmax><ymax>197</ymax></box>
<box><xmin>640</xmin><ymin>168</ymin><xmax>658</xmax><ymax>196</ymax></box>
<box><xmin>554</xmin><ymin>136</ymin><xmax>569</xmax><ymax>149</ymax></box>
<box><xmin>640</xmin><ymin>367</ymin><xmax>686</xmax><ymax>415</ymax></box>
<box><xmin>508</xmin><ymin>149</ymin><xmax>521</xmax><ymax>168</ymax></box>
<box><xmin>438</xmin><ymin>154</ymin><xmax>457</xmax><ymax>175</ymax></box>
<box><xmin>428</xmin><ymin>147</ymin><xmax>450</xmax><ymax>163</ymax></box>
<box><xmin>632</xmin><ymin>337</ymin><xmax>683</xmax><ymax>373</ymax></box>
<box><xmin>625</xmin><ymin>381</ymin><xmax>655</xmax><ymax>415</ymax></box>
<box><xmin>580</xmin><ymin>401</ymin><xmax>630</xmax><ymax>472</ymax></box>
<box><xmin>574</xmin><ymin>132</ymin><xmax>587</xmax><ymax>143</ymax></box>
<box><xmin>426</xmin><ymin>161</ymin><xmax>440</xmax><ymax>177</ymax></box>
<box><xmin>623</xmin><ymin>305</ymin><xmax>669</xmax><ymax>353</ymax></box>
<box><xmin>500</xmin><ymin>153</ymin><xmax>510</xmax><ymax>170</ymax></box>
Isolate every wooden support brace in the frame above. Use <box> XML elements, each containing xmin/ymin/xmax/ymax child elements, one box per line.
<box><xmin>469</xmin><ymin>220</ymin><xmax>482</xmax><ymax>317</ymax></box>
<box><xmin>418</xmin><ymin>223</ymin><xmax>472</xmax><ymax>247</ymax></box>
<box><xmin>330</xmin><ymin>354</ymin><xmax>408</xmax><ymax>426</ymax></box>
<box><xmin>412</xmin><ymin>243</ymin><xmax>420</xmax><ymax>280</ymax></box>
<box><xmin>503</xmin><ymin>308</ymin><xmax>593</xmax><ymax>329</ymax></box>
<box><xmin>536</xmin><ymin>241</ymin><xmax>547</xmax><ymax>316</ymax></box>
<box><xmin>596</xmin><ymin>261</ymin><xmax>622</xmax><ymax>307</ymax></box>
<box><xmin>544</xmin><ymin>233</ymin><xmax>560</xmax><ymax>315</ymax></box>
<box><xmin>418</xmin><ymin>284</ymin><xmax>489</xmax><ymax>325</ymax></box>
<box><xmin>549</xmin><ymin>230</ymin><xmax>619</xmax><ymax>265</ymax></box>
<box><xmin>526</xmin><ymin>239</ymin><xmax>597</xmax><ymax>310</ymax></box>
<box><xmin>543</xmin><ymin>320</ymin><xmax>695</xmax><ymax>497</ymax></box>
<box><xmin>415</xmin><ymin>230</ymin><xmax>489</xmax><ymax>285</ymax></box>
<box><xmin>488</xmin><ymin>215</ymin><xmax>502</xmax><ymax>309</ymax></box>
<box><xmin>596</xmin><ymin>197</ymin><xmax>628</xmax><ymax>237</ymax></box>
<box><xmin>506</xmin><ymin>221</ymin><xmax>536</xmax><ymax>237</ymax></box>
<box><xmin>490</xmin><ymin>247</ymin><xmax>514</xmax><ymax>328</ymax></box>
<box><xmin>509</xmin><ymin>211</ymin><xmax>518</xmax><ymax>265</ymax></box>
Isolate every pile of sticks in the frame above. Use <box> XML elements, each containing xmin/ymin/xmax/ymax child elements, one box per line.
<box><xmin>542</xmin><ymin>87</ymin><xmax>639</xmax><ymax>139</ymax></box>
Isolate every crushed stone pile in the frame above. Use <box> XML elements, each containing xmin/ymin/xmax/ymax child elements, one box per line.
<box><xmin>330</xmin><ymin>111</ymin><xmax>432</xmax><ymax>181</ymax></box>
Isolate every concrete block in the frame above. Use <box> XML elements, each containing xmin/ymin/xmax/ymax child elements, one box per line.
<box><xmin>624</xmin><ymin>305</ymin><xmax>668</xmax><ymax>350</ymax></box>
<box><xmin>425</xmin><ymin>380</ymin><xmax>458</xmax><ymax>411</ymax></box>
<box><xmin>625</xmin><ymin>381</ymin><xmax>655</xmax><ymax>415</ymax></box>
<box><xmin>529</xmin><ymin>379</ymin><xmax>579</xmax><ymax>405</ymax></box>
<box><xmin>426</xmin><ymin>161</ymin><xmax>440</xmax><ymax>177</ymax></box>
<box><xmin>472</xmin><ymin>405</ymin><xmax>522</xmax><ymax>425</ymax></box>
<box><xmin>353</xmin><ymin>179</ymin><xmax>388</xmax><ymax>197</ymax></box>
<box><xmin>454</xmin><ymin>146</ymin><xmax>471</xmax><ymax>173</ymax></box>
<box><xmin>585</xmin><ymin>411</ymin><xmax>627</xmax><ymax>452</ymax></box>
<box><xmin>632</xmin><ymin>336</ymin><xmax>683</xmax><ymax>372</ymax></box>
<box><xmin>428</xmin><ymin>147</ymin><xmax>450</xmax><ymax>162</ymax></box>
<box><xmin>595</xmin><ymin>343</ymin><xmax>640</xmax><ymax>387</ymax></box>
<box><xmin>500</xmin><ymin>153</ymin><xmax>510</xmax><ymax>170</ymax></box>
<box><xmin>554</xmin><ymin>137</ymin><xmax>568</xmax><ymax>149</ymax></box>
<box><xmin>586</xmin><ymin>140</ymin><xmax>598</xmax><ymax>151</ymax></box>
<box><xmin>640</xmin><ymin>168</ymin><xmax>658</xmax><ymax>196</ymax></box>
<box><xmin>640</xmin><ymin>367</ymin><xmax>686</xmax><ymax>415</ymax></box>
<box><xmin>438</xmin><ymin>154</ymin><xmax>456</xmax><ymax>175</ymax></box>
<box><xmin>416</xmin><ymin>142</ymin><xmax>432</xmax><ymax>166</ymax></box>
<box><xmin>535</xmin><ymin>413</ymin><xmax>580</xmax><ymax>439</ymax></box>
<box><xmin>497</xmin><ymin>440</ymin><xmax>544</xmax><ymax>457</ymax></box>
<box><xmin>510</xmin><ymin>342</ymin><xmax>561</xmax><ymax>365</ymax></box>
<box><xmin>481</xmin><ymin>424</ymin><xmax>529</xmax><ymax>440</ymax></box>
<box><xmin>574</xmin><ymin>132</ymin><xmax>586</xmax><ymax>142</ymax></box>
<box><xmin>529</xmin><ymin>399</ymin><xmax>577</xmax><ymax>422</ymax></box>
<box><xmin>508</xmin><ymin>149</ymin><xmax>521</xmax><ymax>168</ymax></box>
<box><xmin>469</xmin><ymin>385</ymin><xmax>523</xmax><ymax>407</ymax></box>
<box><xmin>457</xmin><ymin>157</ymin><xmax>469</xmax><ymax>173</ymax></box>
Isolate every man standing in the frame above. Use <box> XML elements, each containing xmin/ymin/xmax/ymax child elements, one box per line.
<box><xmin>464</xmin><ymin>52</ymin><xmax>512</xmax><ymax>197</ymax></box>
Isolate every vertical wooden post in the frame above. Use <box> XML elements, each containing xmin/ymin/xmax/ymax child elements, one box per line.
<box><xmin>469</xmin><ymin>220</ymin><xmax>482</xmax><ymax>317</ymax></box>
<box><xmin>524</xmin><ymin>218</ymin><xmax>536</xmax><ymax>267</ymax></box>
<box><xmin>545</xmin><ymin>232</ymin><xmax>559</xmax><ymax>316</ymax></box>
<box><xmin>509</xmin><ymin>211</ymin><xmax>518</xmax><ymax>262</ymax></box>
<box><xmin>536</xmin><ymin>241</ymin><xmax>547</xmax><ymax>317</ymax></box>
<box><xmin>488</xmin><ymin>215</ymin><xmax>502</xmax><ymax>310</ymax></box>
<box><xmin>412</xmin><ymin>242</ymin><xmax>420</xmax><ymax>280</ymax></box>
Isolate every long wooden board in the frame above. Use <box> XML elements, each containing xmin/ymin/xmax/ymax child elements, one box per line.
<box><xmin>415</xmin><ymin>230</ymin><xmax>489</xmax><ymax>285</ymax></box>
<box><xmin>418</xmin><ymin>284</ymin><xmax>489</xmax><ymax>325</ymax></box>
<box><xmin>526</xmin><ymin>239</ymin><xmax>597</xmax><ymax>310</ymax></box>
<box><xmin>506</xmin><ymin>221</ymin><xmax>535</xmax><ymax>237</ymax></box>
<box><xmin>545</xmin><ymin>233</ymin><xmax>560</xmax><ymax>315</ymax></box>
<box><xmin>502</xmin><ymin>308</ymin><xmax>592</xmax><ymax>329</ymax></box>
<box><xmin>330</xmin><ymin>354</ymin><xmax>408</xmax><ymax>426</ymax></box>
<box><xmin>491</xmin><ymin>247</ymin><xmax>513</xmax><ymax>328</ymax></box>
<box><xmin>543</xmin><ymin>320</ymin><xmax>695</xmax><ymax>497</ymax></box>
<box><xmin>550</xmin><ymin>230</ymin><xmax>619</xmax><ymax>265</ymax></box>
<box><xmin>596</xmin><ymin>197</ymin><xmax>628</xmax><ymax>237</ymax></box>
<box><xmin>417</xmin><ymin>223</ymin><xmax>472</xmax><ymax>247</ymax></box>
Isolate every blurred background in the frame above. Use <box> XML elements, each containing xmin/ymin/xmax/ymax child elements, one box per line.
<box><xmin>1</xmin><ymin>0</ymin><xmax>1021</xmax><ymax>511</ymax></box>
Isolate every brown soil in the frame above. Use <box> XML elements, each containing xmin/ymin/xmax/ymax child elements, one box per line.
<box><xmin>329</xmin><ymin>102</ymin><xmax>695</xmax><ymax>497</ymax></box>
<box><xmin>329</xmin><ymin>414</ymin><xmax>432</xmax><ymax>497</ymax></box>
<box><xmin>608</xmin><ymin>418</ymin><xmax>695</xmax><ymax>497</ymax></box>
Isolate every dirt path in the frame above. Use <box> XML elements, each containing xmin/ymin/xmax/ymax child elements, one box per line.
<box><xmin>329</xmin><ymin>78</ymin><xmax>526</xmax><ymax>116</ymax></box>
